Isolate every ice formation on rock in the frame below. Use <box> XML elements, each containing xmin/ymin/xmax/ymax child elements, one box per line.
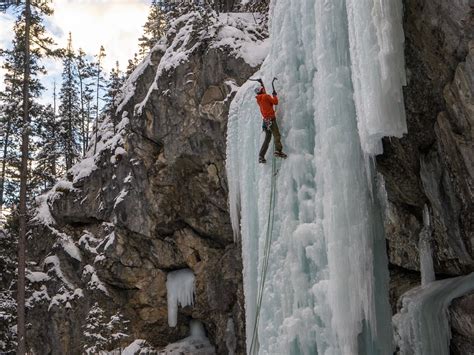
<box><xmin>227</xmin><ymin>0</ymin><xmax>406</xmax><ymax>353</ymax></box>
<box><xmin>166</xmin><ymin>269</ymin><xmax>195</xmax><ymax>327</ymax></box>
<box><xmin>393</xmin><ymin>273</ymin><xmax>474</xmax><ymax>355</ymax></box>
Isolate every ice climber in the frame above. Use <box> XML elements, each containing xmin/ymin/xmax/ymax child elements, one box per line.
<box><xmin>255</xmin><ymin>80</ymin><xmax>287</xmax><ymax>163</ymax></box>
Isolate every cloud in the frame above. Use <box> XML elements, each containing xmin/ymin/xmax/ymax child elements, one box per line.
<box><xmin>51</xmin><ymin>0</ymin><xmax>150</xmax><ymax>70</ymax></box>
<box><xmin>0</xmin><ymin>0</ymin><xmax>150</xmax><ymax>102</ymax></box>
<box><xmin>0</xmin><ymin>11</ymin><xmax>16</xmax><ymax>92</ymax></box>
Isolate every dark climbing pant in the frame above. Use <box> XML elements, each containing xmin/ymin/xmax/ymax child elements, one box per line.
<box><xmin>259</xmin><ymin>120</ymin><xmax>283</xmax><ymax>158</ymax></box>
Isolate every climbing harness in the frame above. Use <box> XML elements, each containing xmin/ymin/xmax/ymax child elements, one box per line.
<box><xmin>262</xmin><ymin>119</ymin><xmax>272</xmax><ymax>131</ymax></box>
<box><xmin>249</xmin><ymin>145</ymin><xmax>279</xmax><ymax>355</ymax></box>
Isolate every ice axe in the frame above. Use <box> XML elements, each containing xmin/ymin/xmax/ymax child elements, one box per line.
<box><xmin>271</xmin><ymin>77</ymin><xmax>278</xmax><ymax>95</ymax></box>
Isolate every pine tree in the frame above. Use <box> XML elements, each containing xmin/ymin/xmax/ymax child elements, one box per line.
<box><xmin>93</xmin><ymin>45</ymin><xmax>106</xmax><ymax>155</ymax></box>
<box><xmin>0</xmin><ymin>60</ymin><xmax>21</xmax><ymax>211</ymax></box>
<box><xmin>126</xmin><ymin>52</ymin><xmax>140</xmax><ymax>76</ymax></box>
<box><xmin>104</xmin><ymin>61</ymin><xmax>124</xmax><ymax>133</ymax></box>
<box><xmin>0</xmin><ymin>2</ymin><xmax>59</xmax><ymax>352</ymax></box>
<box><xmin>58</xmin><ymin>32</ymin><xmax>81</xmax><ymax>172</ymax></box>
<box><xmin>33</xmin><ymin>104</ymin><xmax>61</xmax><ymax>191</ymax></box>
<box><xmin>0</xmin><ymin>0</ymin><xmax>52</xmax><ymax>210</ymax></box>
<box><xmin>76</xmin><ymin>48</ymin><xmax>96</xmax><ymax>156</ymax></box>
<box><xmin>138</xmin><ymin>0</ymin><xmax>168</xmax><ymax>58</ymax></box>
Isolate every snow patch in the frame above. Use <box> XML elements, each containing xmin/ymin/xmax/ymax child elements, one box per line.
<box><xmin>159</xmin><ymin>320</ymin><xmax>215</xmax><ymax>355</ymax></box>
<box><xmin>34</xmin><ymin>180</ymin><xmax>75</xmax><ymax>226</ymax></box>
<box><xmin>26</xmin><ymin>271</ymin><xmax>50</xmax><ymax>283</ymax></box>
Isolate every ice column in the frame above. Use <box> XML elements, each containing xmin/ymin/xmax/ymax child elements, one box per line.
<box><xmin>227</xmin><ymin>0</ymin><xmax>406</xmax><ymax>353</ymax></box>
<box><xmin>346</xmin><ymin>0</ymin><xmax>407</xmax><ymax>154</ymax></box>
<box><xmin>166</xmin><ymin>269</ymin><xmax>195</xmax><ymax>327</ymax></box>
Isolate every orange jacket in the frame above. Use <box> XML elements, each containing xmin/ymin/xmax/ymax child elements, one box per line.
<box><xmin>256</xmin><ymin>91</ymin><xmax>279</xmax><ymax>119</ymax></box>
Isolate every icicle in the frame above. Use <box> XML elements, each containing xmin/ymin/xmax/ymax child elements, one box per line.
<box><xmin>419</xmin><ymin>205</ymin><xmax>435</xmax><ymax>286</ymax></box>
<box><xmin>346</xmin><ymin>0</ymin><xmax>407</xmax><ymax>155</ymax></box>
<box><xmin>166</xmin><ymin>269</ymin><xmax>195</xmax><ymax>327</ymax></box>
<box><xmin>227</xmin><ymin>0</ymin><xmax>405</xmax><ymax>354</ymax></box>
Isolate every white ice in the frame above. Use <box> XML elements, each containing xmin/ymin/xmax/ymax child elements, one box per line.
<box><xmin>393</xmin><ymin>272</ymin><xmax>474</xmax><ymax>355</ymax></box>
<box><xmin>166</xmin><ymin>269</ymin><xmax>195</xmax><ymax>327</ymax></box>
<box><xmin>227</xmin><ymin>0</ymin><xmax>406</xmax><ymax>354</ymax></box>
<box><xmin>159</xmin><ymin>320</ymin><xmax>215</xmax><ymax>355</ymax></box>
<box><xmin>419</xmin><ymin>205</ymin><xmax>435</xmax><ymax>286</ymax></box>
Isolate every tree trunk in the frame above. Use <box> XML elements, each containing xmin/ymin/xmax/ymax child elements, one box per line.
<box><xmin>17</xmin><ymin>0</ymin><xmax>31</xmax><ymax>353</ymax></box>
<box><xmin>94</xmin><ymin>61</ymin><xmax>100</xmax><ymax>155</ymax></box>
<box><xmin>0</xmin><ymin>114</ymin><xmax>12</xmax><ymax>213</ymax></box>
<box><xmin>78</xmin><ymin>74</ymin><xmax>86</xmax><ymax>156</ymax></box>
<box><xmin>52</xmin><ymin>82</ymin><xmax>57</xmax><ymax>178</ymax></box>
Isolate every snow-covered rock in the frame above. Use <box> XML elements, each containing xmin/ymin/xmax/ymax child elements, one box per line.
<box><xmin>26</xmin><ymin>5</ymin><xmax>266</xmax><ymax>354</ymax></box>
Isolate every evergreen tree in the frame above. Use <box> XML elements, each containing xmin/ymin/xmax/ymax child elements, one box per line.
<box><xmin>93</xmin><ymin>45</ymin><xmax>106</xmax><ymax>155</ymax></box>
<box><xmin>33</xmin><ymin>104</ymin><xmax>61</xmax><ymax>191</ymax></box>
<box><xmin>138</xmin><ymin>0</ymin><xmax>168</xmax><ymax>58</ymax></box>
<box><xmin>58</xmin><ymin>32</ymin><xmax>81</xmax><ymax>172</ymax></box>
<box><xmin>0</xmin><ymin>1</ymin><xmax>51</xmax><ymax>210</ymax></box>
<box><xmin>76</xmin><ymin>48</ymin><xmax>96</xmax><ymax>156</ymax></box>
<box><xmin>0</xmin><ymin>2</ymin><xmax>59</xmax><ymax>352</ymax></box>
<box><xmin>0</xmin><ymin>227</ymin><xmax>17</xmax><ymax>353</ymax></box>
<box><xmin>0</xmin><ymin>64</ymin><xmax>21</xmax><ymax>211</ymax></box>
<box><xmin>104</xmin><ymin>61</ymin><xmax>124</xmax><ymax>133</ymax></box>
<box><xmin>126</xmin><ymin>52</ymin><xmax>140</xmax><ymax>76</ymax></box>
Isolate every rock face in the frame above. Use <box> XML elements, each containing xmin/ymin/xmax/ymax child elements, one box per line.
<box><xmin>377</xmin><ymin>0</ymin><xmax>473</xmax><ymax>352</ymax></box>
<box><xmin>25</xmin><ymin>9</ymin><xmax>265</xmax><ymax>355</ymax></box>
<box><xmin>379</xmin><ymin>0</ymin><xmax>473</xmax><ymax>276</ymax></box>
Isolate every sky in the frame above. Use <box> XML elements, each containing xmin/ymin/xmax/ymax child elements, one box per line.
<box><xmin>0</xmin><ymin>0</ymin><xmax>151</xmax><ymax>105</ymax></box>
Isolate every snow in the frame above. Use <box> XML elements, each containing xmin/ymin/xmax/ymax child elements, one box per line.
<box><xmin>79</xmin><ymin>230</ymin><xmax>100</xmax><ymax>254</ymax></box>
<box><xmin>26</xmin><ymin>271</ymin><xmax>50</xmax><ymax>283</ymax></box>
<box><xmin>48</xmin><ymin>288</ymin><xmax>83</xmax><ymax>311</ymax></box>
<box><xmin>118</xmin><ymin>10</ymin><xmax>268</xmax><ymax>117</ymax></box>
<box><xmin>26</xmin><ymin>285</ymin><xmax>50</xmax><ymax>308</ymax></box>
<box><xmin>44</xmin><ymin>255</ymin><xmax>74</xmax><ymax>290</ymax></box>
<box><xmin>100</xmin><ymin>231</ymin><xmax>116</xmax><ymax>251</ymax></box>
<box><xmin>69</xmin><ymin>156</ymin><xmax>97</xmax><ymax>182</ymax></box>
<box><xmin>114</xmin><ymin>188</ymin><xmax>128</xmax><ymax>209</ymax></box>
<box><xmin>166</xmin><ymin>269</ymin><xmax>195</xmax><ymax>327</ymax></box>
<box><xmin>59</xmin><ymin>233</ymin><xmax>82</xmax><ymax>262</ymax></box>
<box><xmin>124</xmin><ymin>172</ymin><xmax>133</xmax><ymax>184</ymax></box>
<box><xmin>34</xmin><ymin>180</ymin><xmax>75</xmax><ymax>226</ymax></box>
<box><xmin>122</xmin><ymin>340</ymin><xmax>149</xmax><ymax>355</ymax></box>
<box><xmin>83</xmin><ymin>264</ymin><xmax>109</xmax><ymax>295</ymax></box>
<box><xmin>393</xmin><ymin>272</ymin><xmax>474</xmax><ymax>355</ymax></box>
<box><xmin>213</xmin><ymin>13</ymin><xmax>270</xmax><ymax>67</ymax></box>
<box><xmin>226</xmin><ymin>0</ymin><xmax>405</xmax><ymax>353</ymax></box>
<box><xmin>69</xmin><ymin>113</ymin><xmax>129</xmax><ymax>184</ymax></box>
<box><xmin>116</xmin><ymin>52</ymin><xmax>152</xmax><ymax>114</ymax></box>
<box><xmin>116</xmin><ymin>339</ymin><xmax>160</xmax><ymax>355</ymax></box>
<box><xmin>159</xmin><ymin>320</ymin><xmax>215</xmax><ymax>355</ymax></box>
<box><xmin>111</xmin><ymin>147</ymin><xmax>127</xmax><ymax>164</ymax></box>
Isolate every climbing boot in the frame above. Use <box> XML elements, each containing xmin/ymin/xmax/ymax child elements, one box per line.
<box><xmin>274</xmin><ymin>151</ymin><xmax>287</xmax><ymax>159</ymax></box>
<box><xmin>259</xmin><ymin>156</ymin><xmax>266</xmax><ymax>164</ymax></box>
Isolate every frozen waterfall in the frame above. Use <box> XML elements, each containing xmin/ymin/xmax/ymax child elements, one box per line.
<box><xmin>226</xmin><ymin>0</ymin><xmax>406</xmax><ymax>354</ymax></box>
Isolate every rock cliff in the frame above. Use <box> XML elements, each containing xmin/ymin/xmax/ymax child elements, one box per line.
<box><xmin>25</xmin><ymin>9</ymin><xmax>267</xmax><ymax>354</ymax></box>
<box><xmin>1</xmin><ymin>1</ymin><xmax>472</xmax><ymax>354</ymax></box>
<box><xmin>378</xmin><ymin>0</ymin><xmax>473</xmax><ymax>352</ymax></box>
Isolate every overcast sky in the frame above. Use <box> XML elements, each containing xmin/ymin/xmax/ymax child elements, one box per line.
<box><xmin>0</xmin><ymin>0</ymin><xmax>150</xmax><ymax>105</ymax></box>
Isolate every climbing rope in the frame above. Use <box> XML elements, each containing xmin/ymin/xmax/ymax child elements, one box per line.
<box><xmin>249</xmin><ymin>146</ymin><xmax>279</xmax><ymax>355</ymax></box>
